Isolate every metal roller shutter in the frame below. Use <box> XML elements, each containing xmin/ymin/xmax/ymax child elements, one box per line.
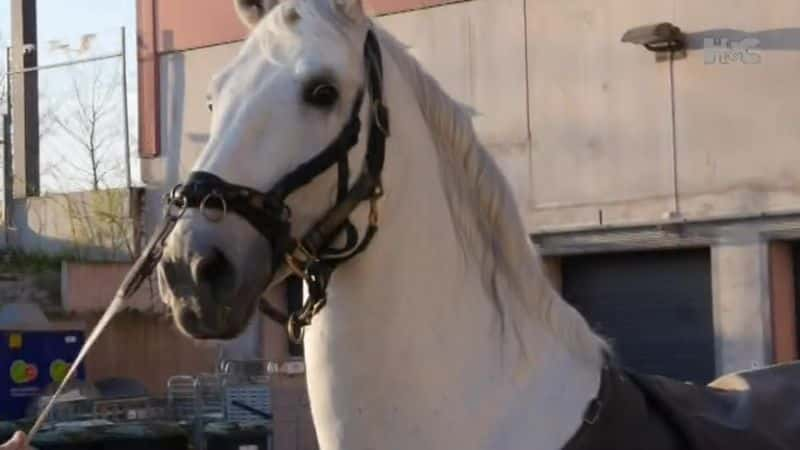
<box><xmin>562</xmin><ymin>248</ymin><xmax>715</xmax><ymax>384</ymax></box>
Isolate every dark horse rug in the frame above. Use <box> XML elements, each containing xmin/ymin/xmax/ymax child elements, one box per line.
<box><xmin>564</xmin><ymin>360</ymin><xmax>800</xmax><ymax>450</ymax></box>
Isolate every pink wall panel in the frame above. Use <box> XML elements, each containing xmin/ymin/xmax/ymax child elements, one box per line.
<box><xmin>137</xmin><ymin>0</ymin><xmax>160</xmax><ymax>157</ymax></box>
<box><xmin>154</xmin><ymin>0</ymin><xmax>249</xmax><ymax>54</ymax></box>
<box><xmin>62</xmin><ymin>262</ymin><xmax>164</xmax><ymax>313</ymax></box>
<box><xmin>151</xmin><ymin>0</ymin><xmax>465</xmax><ymax>54</ymax></box>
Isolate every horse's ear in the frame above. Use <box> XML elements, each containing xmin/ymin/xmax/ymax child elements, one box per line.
<box><xmin>333</xmin><ymin>0</ymin><xmax>366</xmax><ymax>21</ymax></box>
<box><xmin>235</xmin><ymin>0</ymin><xmax>278</xmax><ymax>29</ymax></box>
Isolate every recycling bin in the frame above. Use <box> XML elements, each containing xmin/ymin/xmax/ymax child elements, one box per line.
<box><xmin>96</xmin><ymin>422</ymin><xmax>189</xmax><ymax>450</ymax></box>
<box><xmin>0</xmin><ymin>330</ymin><xmax>86</xmax><ymax>420</ymax></box>
<box><xmin>22</xmin><ymin>421</ymin><xmax>188</xmax><ymax>450</ymax></box>
<box><xmin>203</xmin><ymin>421</ymin><xmax>272</xmax><ymax>450</ymax></box>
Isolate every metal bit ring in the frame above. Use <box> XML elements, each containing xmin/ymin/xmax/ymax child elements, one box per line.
<box><xmin>199</xmin><ymin>191</ymin><xmax>227</xmax><ymax>222</ymax></box>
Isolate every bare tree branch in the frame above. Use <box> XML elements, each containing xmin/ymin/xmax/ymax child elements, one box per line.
<box><xmin>47</xmin><ymin>59</ymin><xmax>124</xmax><ymax>191</ymax></box>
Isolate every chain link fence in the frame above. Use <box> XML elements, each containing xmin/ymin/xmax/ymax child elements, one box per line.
<box><xmin>1</xmin><ymin>27</ymin><xmax>138</xmax><ymax>203</ymax></box>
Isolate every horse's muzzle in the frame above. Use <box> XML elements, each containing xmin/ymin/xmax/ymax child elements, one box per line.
<box><xmin>157</xmin><ymin>223</ymin><xmax>264</xmax><ymax>340</ymax></box>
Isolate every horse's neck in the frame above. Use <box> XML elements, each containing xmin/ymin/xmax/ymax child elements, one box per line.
<box><xmin>303</xmin><ymin>41</ymin><xmax>601</xmax><ymax>450</ymax></box>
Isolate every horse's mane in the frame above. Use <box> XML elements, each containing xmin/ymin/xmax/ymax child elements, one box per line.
<box><xmin>371</xmin><ymin>24</ymin><xmax>606</xmax><ymax>363</ymax></box>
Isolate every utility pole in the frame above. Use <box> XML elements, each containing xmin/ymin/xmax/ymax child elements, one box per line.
<box><xmin>10</xmin><ymin>0</ymin><xmax>39</xmax><ymax>198</ymax></box>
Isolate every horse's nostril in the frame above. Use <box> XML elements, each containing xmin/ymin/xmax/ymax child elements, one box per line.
<box><xmin>178</xmin><ymin>305</ymin><xmax>200</xmax><ymax>328</ymax></box>
<box><xmin>193</xmin><ymin>248</ymin><xmax>234</xmax><ymax>289</ymax></box>
<box><xmin>175</xmin><ymin>304</ymin><xmax>216</xmax><ymax>338</ymax></box>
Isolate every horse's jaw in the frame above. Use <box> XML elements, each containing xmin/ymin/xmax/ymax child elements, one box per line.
<box><xmin>299</xmin><ymin>44</ymin><xmax>603</xmax><ymax>450</ymax></box>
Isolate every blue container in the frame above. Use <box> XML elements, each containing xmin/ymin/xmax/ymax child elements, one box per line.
<box><xmin>0</xmin><ymin>330</ymin><xmax>86</xmax><ymax>420</ymax></box>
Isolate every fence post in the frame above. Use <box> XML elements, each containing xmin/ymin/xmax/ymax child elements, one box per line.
<box><xmin>3</xmin><ymin>47</ymin><xmax>12</xmax><ymax>230</ymax></box>
<box><xmin>3</xmin><ymin>114</ymin><xmax>12</xmax><ymax>230</ymax></box>
<box><xmin>121</xmin><ymin>26</ymin><xmax>132</xmax><ymax>189</ymax></box>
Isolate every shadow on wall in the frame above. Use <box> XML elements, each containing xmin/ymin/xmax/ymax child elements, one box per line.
<box><xmin>140</xmin><ymin>30</ymin><xmax>188</xmax><ymax>240</ymax></box>
<box><xmin>163</xmin><ymin>30</ymin><xmax>186</xmax><ymax>189</ymax></box>
<box><xmin>685</xmin><ymin>28</ymin><xmax>800</xmax><ymax>51</ymax></box>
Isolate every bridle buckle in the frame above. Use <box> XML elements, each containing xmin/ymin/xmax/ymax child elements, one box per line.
<box><xmin>287</xmin><ymin>312</ymin><xmax>306</xmax><ymax>344</ymax></box>
<box><xmin>583</xmin><ymin>398</ymin><xmax>603</xmax><ymax>425</ymax></box>
<box><xmin>368</xmin><ymin>197</ymin><xmax>380</xmax><ymax>226</ymax></box>
<box><xmin>285</xmin><ymin>242</ymin><xmax>318</xmax><ymax>282</ymax></box>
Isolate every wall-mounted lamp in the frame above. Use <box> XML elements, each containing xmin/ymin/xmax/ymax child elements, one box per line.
<box><xmin>622</xmin><ymin>23</ymin><xmax>686</xmax><ymax>219</ymax></box>
<box><xmin>622</xmin><ymin>23</ymin><xmax>685</xmax><ymax>52</ymax></box>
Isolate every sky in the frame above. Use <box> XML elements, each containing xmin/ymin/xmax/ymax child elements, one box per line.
<box><xmin>0</xmin><ymin>0</ymin><xmax>139</xmax><ymax>193</ymax></box>
<box><xmin>0</xmin><ymin>0</ymin><xmax>136</xmax><ymax>52</ymax></box>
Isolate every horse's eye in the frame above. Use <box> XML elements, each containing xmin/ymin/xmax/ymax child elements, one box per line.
<box><xmin>304</xmin><ymin>83</ymin><xmax>339</xmax><ymax>108</ymax></box>
<box><xmin>206</xmin><ymin>98</ymin><xmax>214</xmax><ymax>112</ymax></box>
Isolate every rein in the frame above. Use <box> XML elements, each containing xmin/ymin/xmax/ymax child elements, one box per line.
<box><xmin>166</xmin><ymin>29</ymin><xmax>389</xmax><ymax>342</ymax></box>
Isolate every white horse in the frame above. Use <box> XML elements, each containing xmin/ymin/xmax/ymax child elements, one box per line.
<box><xmin>157</xmin><ymin>1</ymin><xmax>800</xmax><ymax>449</ymax></box>
<box><xmin>155</xmin><ymin>1</ymin><xmax>642</xmax><ymax>449</ymax></box>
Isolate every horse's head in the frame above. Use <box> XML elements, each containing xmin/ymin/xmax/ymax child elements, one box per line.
<box><xmin>158</xmin><ymin>0</ymin><xmax>375</xmax><ymax>339</ymax></box>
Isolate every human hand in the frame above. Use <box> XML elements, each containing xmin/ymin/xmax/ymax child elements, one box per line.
<box><xmin>0</xmin><ymin>431</ymin><xmax>33</xmax><ymax>450</ymax></box>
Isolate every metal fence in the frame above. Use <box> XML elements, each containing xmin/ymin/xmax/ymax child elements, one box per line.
<box><xmin>1</xmin><ymin>27</ymin><xmax>135</xmax><ymax>201</ymax></box>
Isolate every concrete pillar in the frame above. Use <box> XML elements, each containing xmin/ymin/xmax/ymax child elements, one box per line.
<box><xmin>10</xmin><ymin>0</ymin><xmax>39</xmax><ymax>198</ymax></box>
<box><xmin>711</xmin><ymin>242</ymin><xmax>771</xmax><ymax>375</ymax></box>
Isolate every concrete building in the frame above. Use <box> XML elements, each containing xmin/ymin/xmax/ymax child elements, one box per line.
<box><xmin>136</xmin><ymin>0</ymin><xmax>800</xmax><ymax>446</ymax></box>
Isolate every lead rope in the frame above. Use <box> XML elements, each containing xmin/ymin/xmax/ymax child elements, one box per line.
<box><xmin>25</xmin><ymin>196</ymin><xmax>187</xmax><ymax>445</ymax></box>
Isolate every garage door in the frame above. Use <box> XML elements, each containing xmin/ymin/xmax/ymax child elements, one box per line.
<box><xmin>562</xmin><ymin>248</ymin><xmax>715</xmax><ymax>384</ymax></box>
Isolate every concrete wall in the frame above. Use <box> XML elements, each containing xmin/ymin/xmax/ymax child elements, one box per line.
<box><xmin>711</xmin><ymin>242</ymin><xmax>772</xmax><ymax>374</ymax></box>
<box><xmin>139</xmin><ymin>43</ymin><xmax>240</xmax><ymax>232</ymax></box>
<box><xmin>522</xmin><ymin>0</ymin><xmax>800</xmax><ymax>374</ymax></box>
<box><xmin>380</xmin><ymin>0</ymin><xmax>531</xmax><ymax>202</ymax></box>
<box><xmin>141</xmin><ymin>0</ymin><xmax>800</xmax><ymax>233</ymax></box>
<box><xmin>0</xmin><ymin>271</ymin><xmax>61</xmax><ymax>312</ymax></box>
<box><xmin>527</xmin><ymin>0</ymin><xmax>800</xmax><ymax>230</ymax></box>
<box><xmin>5</xmin><ymin>188</ymin><xmax>141</xmax><ymax>261</ymax></box>
<box><xmin>61</xmin><ymin>262</ymin><xmax>164</xmax><ymax>313</ymax></box>
<box><xmin>140</xmin><ymin>0</ymin><xmax>533</xmax><ymax>226</ymax></box>
<box><xmin>527</xmin><ymin>0</ymin><xmax>676</xmax><ymax>228</ymax></box>
<box><xmin>674</xmin><ymin>3</ymin><xmax>800</xmax><ymax>219</ymax></box>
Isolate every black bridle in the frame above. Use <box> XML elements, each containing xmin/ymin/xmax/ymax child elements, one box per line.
<box><xmin>127</xmin><ymin>30</ymin><xmax>389</xmax><ymax>343</ymax></box>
